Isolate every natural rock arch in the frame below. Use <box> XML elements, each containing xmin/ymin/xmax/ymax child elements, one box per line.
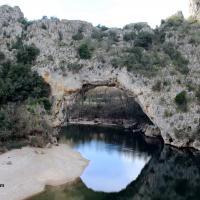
<box><xmin>1</xmin><ymin>5</ymin><xmax>200</xmax><ymax>150</ymax></box>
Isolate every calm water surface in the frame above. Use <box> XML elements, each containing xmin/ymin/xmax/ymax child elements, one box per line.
<box><xmin>30</xmin><ymin>125</ymin><xmax>200</xmax><ymax>200</ymax></box>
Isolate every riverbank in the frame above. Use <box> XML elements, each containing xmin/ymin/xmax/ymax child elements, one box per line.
<box><xmin>0</xmin><ymin>144</ymin><xmax>89</xmax><ymax>200</ymax></box>
<box><xmin>67</xmin><ymin>118</ymin><xmax>143</xmax><ymax>129</ymax></box>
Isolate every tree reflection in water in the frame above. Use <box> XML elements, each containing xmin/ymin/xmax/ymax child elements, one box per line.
<box><xmin>30</xmin><ymin>125</ymin><xmax>200</xmax><ymax>200</ymax></box>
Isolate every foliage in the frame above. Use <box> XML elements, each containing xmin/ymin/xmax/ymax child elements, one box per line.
<box><xmin>41</xmin><ymin>23</ymin><xmax>47</xmax><ymax>30</ymax></box>
<box><xmin>189</xmin><ymin>32</ymin><xmax>200</xmax><ymax>45</ymax></box>
<box><xmin>163</xmin><ymin>43</ymin><xmax>189</xmax><ymax>74</ymax></box>
<box><xmin>0</xmin><ymin>110</ymin><xmax>12</xmax><ymax>130</ymax></box>
<box><xmin>11</xmin><ymin>37</ymin><xmax>23</xmax><ymax>50</ymax></box>
<box><xmin>174</xmin><ymin>91</ymin><xmax>188</xmax><ymax>111</ymax></box>
<box><xmin>91</xmin><ymin>30</ymin><xmax>107</xmax><ymax>41</ymax></box>
<box><xmin>0</xmin><ymin>52</ymin><xmax>5</xmax><ymax>62</ymax></box>
<box><xmin>18</xmin><ymin>18</ymin><xmax>33</xmax><ymax>30</ymax></box>
<box><xmin>16</xmin><ymin>45</ymin><xmax>40</xmax><ymax>64</ymax></box>
<box><xmin>112</xmin><ymin>47</ymin><xmax>166</xmax><ymax>76</ymax></box>
<box><xmin>195</xmin><ymin>88</ymin><xmax>200</xmax><ymax>102</ymax></box>
<box><xmin>162</xmin><ymin>14</ymin><xmax>184</xmax><ymax>28</ymax></box>
<box><xmin>78</xmin><ymin>43</ymin><xmax>92</xmax><ymax>59</ymax></box>
<box><xmin>67</xmin><ymin>62</ymin><xmax>84</xmax><ymax>73</ymax></box>
<box><xmin>108</xmin><ymin>31</ymin><xmax>119</xmax><ymax>42</ymax></box>
<box><xmin>123</xmin><ymin>32</ymin><xmax>136</xmax><ymax>41</ymax></box>
<box><xmin>96</xmin><ymin>24</ymin><xmax>109</xmax><ymax>31</ymax></box>
<box><xmin>134</xmin><ymin>31</ymin><xmax>154</xmax><ymax>49</ymax></box>
<box><xmin>0</xmin><ymin>62</ymin><xmax>50</xmax><ymax>104</ymax></box>
<box><xmin>72</xmin><ymin>29</ymin><xmax>84</xmax><ymax>41</ymax></box>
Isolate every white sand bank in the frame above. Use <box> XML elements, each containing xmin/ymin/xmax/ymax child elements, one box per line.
<box><xmin>0</xmin><ymin>144</ymin><xmax>89</xmax><ymax>200</ymax></box>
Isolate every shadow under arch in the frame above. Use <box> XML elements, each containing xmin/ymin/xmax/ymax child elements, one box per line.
<box><xmin>65</xmin><ymin>83</ymin><xmax>161</xmax><ymax>138</ymax></box>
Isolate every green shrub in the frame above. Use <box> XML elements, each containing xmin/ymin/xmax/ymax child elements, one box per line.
<box><xmin>11</xmin><ymin>37</ymin><xmax>23</xmax><ymax>50</ymax></box>
<box><xmin>16</xmin><ymin>45</ymin><xmax>40</xmax><ymax>64</ymax></box>
<box><xmin>134</xmin><ymin>31</ymin><xmax>153</xmax><ymax>49</ymax></box>
<box><xmin>123</xmin><ymin>32</ymin><xmax>136</xmax><ymax>41</ymax></box>
<box><xmin>41</xmin><ymin>23</ymin><xmax>47</xmax><ymax>30</ymax></box>
<box><xmin>72</xmin><ymin>32</ymin><xmax>83</xmax><ymax>41</ymax></box>
<box><xmin>91</xmin><ymin>30</ymin><xmax>107</xmax><ymax>41</ymax></box>
<box><xmin>39</xmin><ymin>97</ymin><xmax>52</xmax><ymax>111</ymax></box>
<box><xmin>0</xmin><ymin>52</ymin><xmax>5</xmax><ymax>61</ymax></box>
<box><xmin>164</xmin><ymin>110</ymin><xmax>173</xmax><ymax>118</ymax></box>
<box><xmin>18</xmin><ymin>18</ymin><xmax>33</xmax><ymax>30</ymax></box>
<box><xmin>108</xmin><ymin>31</ymin><xmax>119</xmax><ymax>42</ymax></box>
<box><xmin>0</xmin><ymin>110</ymin><xmax>12</xmax><ymax>133</ymax></box>
<box><xmin>78</xmin><ymin>44</ymin><xmax>92</xmax><ymax>59</ymax></box>
<box><xmin>174</xmin><ymin>91</ymin><xmax>187</xmax><ymax>111</ymax></box>
<box><xmin>72</xmin><ymin>29</ymin><xmax>84</xmax><ymax>41</ymax></box>
<box><xmin>164</xmin><ymin>14</ymin><xmax>184</xmax><ymax>28</ymax></box>
<box><xmin>195</xmin><ymin>88</ymin><xmax>200</xmax><ymax>102</ymax></box>
<box><xmin>67</xmin><ymin>62</ymin><xmax>84</xmax><ymax>73</ymax></box>
<box><xmin>163</xmin><ymin>43</ymin><xmax>189</xmax><ymax>74</ymax></box>
<box><xmin>111</xmin><ymin>47</ymin><xmax>165</xmax><ymax>75</ymax></box>
<box><xmin>96</xmin><ymin>24</ymin><xmax>108</xmax><ymax>31</ymax></box>
<box><xmin>189</xmin><ymin>32</ymin><xmax>200</xmax><ymax>45</ymax></box>
<box><xmin>0</xmin><ymin>62</ymin><xmax>50</xmax><ymax>103</ymax></box>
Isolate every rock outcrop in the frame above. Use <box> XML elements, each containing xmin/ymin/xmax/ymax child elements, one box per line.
<box><xmin>189</xmin><ymin>0</ymin><xmax>200</xmax><ymax>19</ymax></box>
<box><xmin>1</xmin><ymin>5</ymin><xmax>200</xmax><ymax>150</ymax></box>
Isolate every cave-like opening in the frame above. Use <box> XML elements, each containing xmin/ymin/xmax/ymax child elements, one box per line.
<box><xmin>65</xmin><ymin>86</ymin><xmax>158</xmax><ymax>135</ymax></box>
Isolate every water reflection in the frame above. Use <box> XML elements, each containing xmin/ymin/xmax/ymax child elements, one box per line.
<box><xmin>60</xmin><ymin>125</ymin><xmax>161</xmax><ymax>192</ymax></box>
<box><xmin>30</xmin><ymin>125</ymin><xmax>200</xmax><ymax>200</ymax></box>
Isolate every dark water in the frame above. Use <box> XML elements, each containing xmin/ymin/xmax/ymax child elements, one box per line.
<box><xmin>30</xmin><ymin>125</ymin><xmax>200</xmax><ymax>200</ymax></box>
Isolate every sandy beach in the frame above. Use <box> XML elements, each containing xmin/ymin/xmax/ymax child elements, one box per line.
<box><xmin>0</xmin><ymin>144</ymin><xmax>89</xmax><ymax>200</ymax></box>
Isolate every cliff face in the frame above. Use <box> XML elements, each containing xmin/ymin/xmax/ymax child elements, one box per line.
<box><xmin>1</xmin><ymin>5</ymin><xmax>200</xmax><ymax>150</ymax></box>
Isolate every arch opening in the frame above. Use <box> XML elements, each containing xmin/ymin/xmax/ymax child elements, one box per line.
<box><xmin>64</xmin><ymin>85</ymin><xmax>161</xmax><ymax>138</ymax></box>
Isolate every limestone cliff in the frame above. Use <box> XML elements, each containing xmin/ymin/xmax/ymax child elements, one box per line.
<box><xmin>1</xmin><ymin>5</ymin><xmax>200</xmax><ymax>150</ymax></box>
<box><xmin>189</xmin><ymin>0</ymin><xmax>200</xmax><ymax>19</ymax></box>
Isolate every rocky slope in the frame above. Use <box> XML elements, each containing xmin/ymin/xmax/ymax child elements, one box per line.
<box><xmin>1</xmin><ymin>5</ymin><xmax>200</xmax><ymax>150</ymax></box>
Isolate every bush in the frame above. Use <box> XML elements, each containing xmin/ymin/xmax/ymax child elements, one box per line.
<box><xmin>91</xmin><ymin>30</ymin><xmax>107</xmax><ymax>41</ymax></box>
<box><xmin>0</xmin><ymin>52</ymin><xmax>5</xmax><ymax>61</ymax></box>
<box><xmin>189</xmin><ymin>32</ymin><xmax>200</xmax><ymax>45</ymax></box>
<box><xmin>67</xmin><ymin>62</ymin><xmax>84</xmax><ymax>73</ymax></box>
<box><xmin>96</xmin><ymin>24</ymin><xmax>108</xmax><ymax>31</ymax></box>
<box><xmin>123</xmin><ymin>32</ymin><xmax>136</xmax><ymax>41</ymax></box>
<box><xmin>195</xmin><ymin>88</ymin><xmax>200</xmax><ymax>102</ymax></box>
<box><xmin>72</xmin><ymin>29</ymin><xmax>84</xmax><ymax>41</ymax></box>
<box><xmin>78</xmin><ymin>44</ymin><xmax>92</xmax><ymax>59</ymax></box>
<box><xmin>163</xmin><ymin>14</ymin><xmax>184</xmax><ymax>28</ymax></box>
<box><xmin>174</xmin><ymin>91</ymin><xmax>187</xmax><ymax>111</ymax></box>
<box><xmin>11</xmin><ymin>37</ymin><xmax>23</xmax><ymax>50</ymax></box>
<box><xmin>134</xmin><ymin>31</ymin><xmax>154</xmax><ymax>49</ymax></box>
<box><xmin>163</xmin><ymin>43</ymin><xmax>189</xmax><ymax>74</ymax></box>
<box><xmin>72</xmin><ymin>32</ymin><xmax>84</xmax><ymax>41</ymax></box>
<box><xmin>16</xmin><ymin>45</ymin><xmax>40</xmax><ymax>64</ymax></box>
<box><xmin>39</xmin><ymin>97</ymin><xmax>52</xmax><ymax>111</ymax></box>
<box><xmin>108</xmin><ymin>31</ymin><xmax>119</xmax><ymax>42</ymax></box>
<box><xmin>0</xmin><ymin>62</ymin><xmax>50</xmax><ymax>103</ymax></box>
<box><xmin>41</xmin><ymin>23</ymin><xmax>47</xmax><ymax>30</ymax></box>
<box><xmin>18</xmin><ymin>18</ymin><xmax>33</xmax><ymax>30</ymax></box>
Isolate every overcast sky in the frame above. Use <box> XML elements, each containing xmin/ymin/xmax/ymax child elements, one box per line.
<box><xmin>0</xmin><ymin>0</ymin><xmax>190</xmax><ymax>28</ymax></box>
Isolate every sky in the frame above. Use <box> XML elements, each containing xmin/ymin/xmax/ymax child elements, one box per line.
<box><xmin>0</xmin><ymin>0</ymin><xmax>190</xmax><ymax>28</ymax></box>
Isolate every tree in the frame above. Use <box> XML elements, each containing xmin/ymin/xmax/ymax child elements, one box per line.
<box><xmin>78</xmin><ymin>44</ymin><xmax>92</xmax><ymax>59</ymax></box>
